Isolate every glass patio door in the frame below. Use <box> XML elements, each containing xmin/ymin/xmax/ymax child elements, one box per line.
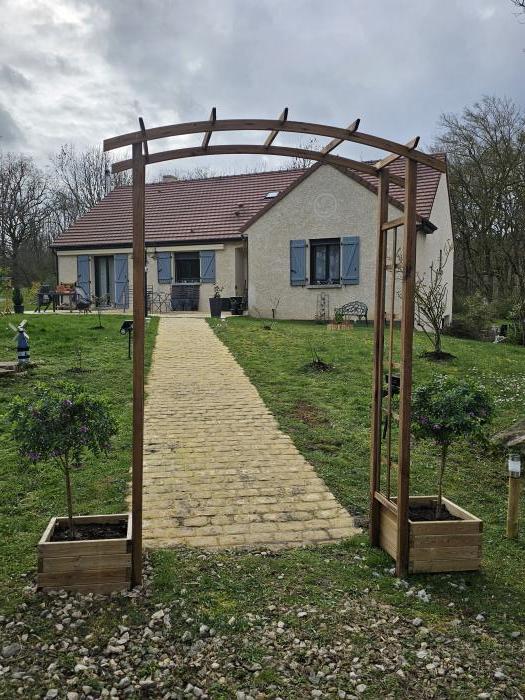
<box><xmin>94</xmin><ymin>256</ymin><xmax>115</xmax><ymax>306</ymax></box>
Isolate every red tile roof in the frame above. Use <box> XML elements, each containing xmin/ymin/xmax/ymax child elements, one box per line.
<box><xmin>52</xmin><ymin>157</ymin><xmax>445</xmax><ymax>249</ymax></box>
<box><xmin>52</xmin><ymin>169</ymin><xmax>308</xmax><ymax>249</ymax></box>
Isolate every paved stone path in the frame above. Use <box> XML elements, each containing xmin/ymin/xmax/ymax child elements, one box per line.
<box><xmin>140</xmin><ymin>317</ymin><xmax>358</xmax><ymax>549</ymax></box>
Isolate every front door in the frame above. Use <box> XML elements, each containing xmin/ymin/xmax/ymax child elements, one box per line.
<box><xmin>94</xmin><ymin>256</ymin><xmax>115</xmax><ymax>306</ymax></box>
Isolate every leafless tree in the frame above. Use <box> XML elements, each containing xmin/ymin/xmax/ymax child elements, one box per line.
<box><xmin>288</xmin><ymin>137</ymin><xmax>321</xmax><ymax>169</ymax></box>
<box><xmin>510</xmin><ymin>0</ymin><xmax>525</xmax><ymax>10</ymax></box>
<box><xmin>50</xmin><ymin>145</ymin><xmax>130</xmax><ymax>234</ymax></box>
<box><xmin>415</xmin><ymin>244</ymin><xmax>452</xmax><ymax>357</ymax></box>
<box><xmin>0</xmin><ymin>153</ymin><xmax>50</xmax><ymax>286</ymax></box>
<box><xmin>435</xmin><ymin>96</ymin><xmax>525</xmax><ymax>302</ymax></box>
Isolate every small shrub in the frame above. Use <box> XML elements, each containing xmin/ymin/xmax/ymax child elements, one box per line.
<box><xmin>412</xmin><ymin>376</ymin><xmax>493</xmax><ymax>518</ymax></box>
<box><xmin>7</xmin><ymin>382</ymin><xmax>118</xmax><ymax>536</ymax></box>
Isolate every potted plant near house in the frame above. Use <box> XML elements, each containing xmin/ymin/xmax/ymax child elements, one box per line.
<box><xmin>8</xmin><ymin>382</ymin><xmax>132</xmax><ymax>593</ymax></box>
<box><xmin>378</xmin><ymin>375</ymin><xmax>493</xmax><ymax>573</ymax></box>
<box><xmin>12</xmin><ymin>287</ymin><xmax>24</xmax><ymax>314</ymax></box>
<box><xmin>209</xmin><ymin>284</ymin><xmax>224</xmax><ymax>318</ymax></box>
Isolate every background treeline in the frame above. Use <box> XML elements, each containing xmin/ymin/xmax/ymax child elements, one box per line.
<box><xmin>1</xmin><ymin>96</ymin><xmax>525</xmax><ymax>324</ymax></box>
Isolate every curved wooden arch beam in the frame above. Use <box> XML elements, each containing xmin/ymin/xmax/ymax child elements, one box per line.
<box><xmin>111</xmin><ymin>143</ymin><xmax>404</xmax><ymax>187</ymax></box>
<box><xmin>103</xmin><ymin>118</ymin><xmax>446</xmax><ymax>173</ymax></box>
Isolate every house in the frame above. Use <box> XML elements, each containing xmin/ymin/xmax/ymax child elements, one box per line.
<box><xmin>52</xmin><ymin>157</ymin><xmax>453</xmax><ymax>321</ymax></box>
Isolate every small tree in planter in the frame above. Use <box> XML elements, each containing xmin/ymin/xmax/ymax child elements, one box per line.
<box><xmin>411</xmin><ymin>375</ymin><xmax>493</xmax><ymax>518</ymax></box>
<box><xmin>8</xmin><ymin>382</ymin><xmax>117</xmax><ymax>537</ymax></box>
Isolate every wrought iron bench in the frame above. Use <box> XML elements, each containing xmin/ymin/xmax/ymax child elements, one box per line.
<box><xmin>335</xmin><ymin>301</ymin><xmax>368</xmax><ymax>325</ymax></box>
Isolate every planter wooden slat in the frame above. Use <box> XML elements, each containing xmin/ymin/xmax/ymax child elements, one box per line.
<box><xmin>375</xmin><ymin>495</ymin><xmax>482</xmax><ymax>574</ymax></box>
<box><xmin>37</xmin><ymin>513</ymin><xmax>132</xmax><ymax>593</ymax></box>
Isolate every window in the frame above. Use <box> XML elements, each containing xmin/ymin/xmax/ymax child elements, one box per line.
<box><xmin>310</xmin><ymin>238</ymin><xmax>340</xmax><ymax>285</ymax></box>
<box><xmin>265</xmin><ymin>190</ymin><xmax>280</xmax><ymax>199</ymax></box>
<box><xmin>174</xmin><ymin>252</ymin><xmax>200</xmax><ymax>282</ymax></box>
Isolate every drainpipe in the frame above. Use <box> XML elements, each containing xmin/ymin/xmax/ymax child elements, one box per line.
<box><xmin>241</xmin><ymin>234</ymin><xmax>248</xmax><ymax>309</ymax></box>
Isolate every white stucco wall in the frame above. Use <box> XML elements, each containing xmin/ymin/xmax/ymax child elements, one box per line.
<box><xmin>56</xmin><ymin>241</ymin><xmax>243</xmax><ymax>313</ymax></box>
<box><xmin>245</xmin><ymin>164</ymin><xmax>453</xmax><ymax>321</ymax></box>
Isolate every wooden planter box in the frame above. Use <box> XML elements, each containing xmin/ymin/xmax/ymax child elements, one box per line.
<box><xmin>377</xmin><ymin>495</ymin><xmax>482</xmax><ymax>573</ymax></box>
<box><xmin>37</xmin><ymin>513</ymin><xmax>132</xmax><ymax>593</ymax></box>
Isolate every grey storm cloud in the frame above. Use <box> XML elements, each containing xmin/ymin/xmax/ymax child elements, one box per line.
<box><xmin>0</xmin><ymin>0</ymin><xmax>524</xmax><ymax>173</ymax></box>
<box><xmin>0</xmin><ymin>103</ymin><xmax>25</xmax><ymax>148</ymax></box>
<box><xmin>0</xmin><ymin>64</ymin><xmax>32</xmax><ymax>91</ymax></box>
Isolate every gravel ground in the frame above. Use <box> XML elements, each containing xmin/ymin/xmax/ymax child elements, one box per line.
<box><xmin>0</xmin><ymin>552</ymin><xmax>524</xmax><ymax>700</ymax></box>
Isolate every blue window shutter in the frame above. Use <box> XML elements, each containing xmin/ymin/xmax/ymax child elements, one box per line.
<box><xmin>76</xmin><ymin>255</ymin><xmax>90</xmax><ymax>297</ymax></box>
<box><xmin>341</xmin><ymin>236</ymin><xmax>360</xmax><ymax>285</ymax></box>
<box><xmin>290</xmin><ymin>239</ymin><xmax>306</xmax><ymax>286</ymax></box>
<box><xmin>114</xmin><ymin>254</ymin><xmax>129</xmax><ymax>308</ymax></box>
<box><xmin>200</xmin><ymin>250</ymin><xmax>216</xmax><ymax>283</ymax></box>
<box><xmin>157</xmin><ymin>252</ymin><xmax>172</xmax><ymax>284</ymax></box>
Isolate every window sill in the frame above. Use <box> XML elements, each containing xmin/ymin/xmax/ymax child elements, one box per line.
<box><xmin>307</xmin><ymin>284</ymin><xmax>342</xmax><ymax>289</ymax></box>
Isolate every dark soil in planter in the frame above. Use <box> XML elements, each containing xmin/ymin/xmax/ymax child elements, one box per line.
<box><xmin>51</xmin><ymin>521</ymin><xmax>127</xmax><ymax>542</ymax></box>
<box><xmin>420</xmin><ymin>350</ymin><xmax>456</xmax><ymax>361</ymax></box>
<box><xmin>409</xmin><ymin>503</ymin><xmax>461</xmax><ymax>522</ymax></box>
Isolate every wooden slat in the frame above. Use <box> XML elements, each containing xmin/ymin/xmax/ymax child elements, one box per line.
<box><xmin>396</xmin><ymin>156</ymin><xmax>418</xmax><ymax>578</ymax></box>
<box><xmin>374</xmin><ymin>490</ymin><xmax>397</xmax><ymax>514</ymax></box>
<box><xmin>369</xmin><ymin>170</ymin><xmax>389</xmax><ymax>547</ymax></box>
<box><xmin>103</xmin><ymin>119</ymin><xmax>447</xmax><ymax>173</ymax></box>
<box><xmin>410</xmin><ymin>519</ymin><xmax>482</xmax><ymax>535</ymax></box>
<box><xmin>40</xmin><ymin>582</ymin><xmax>130</xmax><ymax>594</ymax></box>
<box><xmin>375</xmin><ymin>136</ymin><xmax>420</xmax><ymax>170</ymax></box>
<box><xmin>264</xmin><ymin>107</ymin><xmax>288</xmax><ymax>148</ymax></box>
<box><xmin>381</xmin><ymin>216</ymin><xmax>405</xmax><ymax>231</ymax></box>
<box><xmin>320</xmin><ymin>118</ymin><xmax>360</xmax><ymax>155</ymax></box>
<box><xmin>410</xmin><ymin>558</ymin><xmax>481</xmax><ymax>574</ymax></box>
<box><xmin>41</xmin><ymin>553</ymin><xmax>131</xmax><ymax>573</ymax></box>
<box><xmin>411</xmin><ymin>533</ymin><xmax>482</xmax><ymax>547</ymax></box>
<box><xmin>38</xmin><ymin>568</ymin><xmax>131</xmax><ymax>586</ymax></box>
<box><xmin>410</xmin><ymin>545</ymin><xmax>480</xmax><ymax>562</ymax></box>
<box><xmin>39</xmin><ymin>539</ymin><xmax>128</xmax><ymax>556</ymax></box>
<box><xmin>201</xmin><ymin>107</ymin><xmax>216</xmax><ymax>149</ymax></box>
<box><xmin>131</xmin><ymin>142</ymin><xmax>145</xmax><ymax>587</ymax></box>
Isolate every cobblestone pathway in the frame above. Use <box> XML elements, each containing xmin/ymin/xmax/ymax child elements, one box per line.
<box><xmin>140</xmin><ymin>317</ymin><xmax>358</xmax><ymax>549</ymax></box>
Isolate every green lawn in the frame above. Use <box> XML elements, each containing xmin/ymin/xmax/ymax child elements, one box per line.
<box><xmin>0</xmin><ymin>313</ymin><xmax>159</xmax><ymax>611</ymax></box>
<box><xmin>209</xmin><ymin>317</ymin><xmax>525</xmax><ymax>629</ymax></box>
<box><xmin>0</xmin><ymin>314</ymin><xmax>524</xmax><ymax>699</ymax></box>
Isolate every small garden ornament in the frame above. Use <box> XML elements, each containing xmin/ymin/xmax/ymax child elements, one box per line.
<box><xmin>412</xmin><ymin>375</ymin><xmax>493</xmax><ymax>518</ymax></box>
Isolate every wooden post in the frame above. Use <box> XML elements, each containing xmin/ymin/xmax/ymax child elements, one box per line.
<box><xmin>369</xmin><ymin>170</ymin><xmax>389</xmax><ymax>546</ymax></box>
<box><xmin>396</xmin><ymin>157</ymin><xmax>418</xmax><ymax>578</ymax></box>
<box><xmin>507</xmin><ymin>476</ymin><xmax>522</xmax><ymax>539</ymax></box>
<box><xmin>131</xmin><ymin>142</ymin><xmax>145</xmax><ymax>587</ymax></box>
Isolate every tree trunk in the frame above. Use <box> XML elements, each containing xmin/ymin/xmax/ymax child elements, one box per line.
<box><xmin>436</xmin><ymin>443</ymin><xmax>448</xmax><ymax>519</ymax></box>
<box><xmin>64</xmin><ymin>465</ymin><xmax>75</xmax><ymax>538</ymax></box>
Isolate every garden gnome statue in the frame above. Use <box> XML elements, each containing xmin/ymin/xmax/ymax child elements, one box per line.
<box><xmin>15</xmin><ymin>321</ymin><xmax>30</xmax><ymax>365</ymax></box>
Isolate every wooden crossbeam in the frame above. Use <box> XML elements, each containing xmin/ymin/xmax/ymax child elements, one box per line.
<box><xmin>264</xmin><ymin>107</ymin><xmax>288</xmax><ymax>148</ymax></box>
<box><xmin>320</xmin><ymin>118</ymin><xmax>360</xmax><ymax>155</ymax></box>
<box><xmin>138</xmin><ymin>117</ymin><xmax>149</xmax><ymax>163</ymax></box>
<box><xmin>381</xmin><ymin>216</ymin><xmax>405</xmax><ymax>231</ymax></box>
<box><xmin>375</xmin><ymin>136</ymin><xmax>420</xmax><ymax>170</ymax></box>
<box><xmin>202</xmin><ymin>107</ymin><xmax>216</xmax><ymax>149</ymax></box>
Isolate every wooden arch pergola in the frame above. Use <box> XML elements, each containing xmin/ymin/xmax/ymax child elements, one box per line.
<box><xmin>103</xmin><ymin>110</ymin><xmax>446</xmax><ymax>584</ymax></box>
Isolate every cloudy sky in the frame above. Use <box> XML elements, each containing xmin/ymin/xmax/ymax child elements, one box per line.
<box><xmin>0</xmin><ymin>0</ymin><xmax>524</xmax><ymax>177</ymax></box>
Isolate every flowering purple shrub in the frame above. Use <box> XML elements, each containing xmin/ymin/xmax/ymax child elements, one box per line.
<box><xmin>411</xmin><ymin>375</ymin><xmax>493</xmax><ymax>517</ymax></box>
<box><xmin>8</xmin><ymin>382</ymin><xmax>117</xmax><ymax>535</ymax></box>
